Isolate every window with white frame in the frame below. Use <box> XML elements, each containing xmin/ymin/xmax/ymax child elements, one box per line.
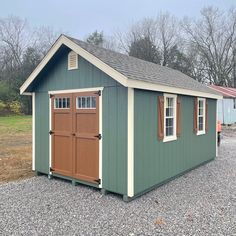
<box><xmin>164</xmin><ymin>94</ymin><xmax>177</xmax><ymax>142</ymax></box>
<box><xmin>54</xmin><ymin>97</ymin><xmax>70</xmax><ymax>109</ymax></box>
<box><xmin>197</xmin><ymin>98</ymin><xmax>205</xmax><ymax>134</ymax></box>
<box><xmin>76</xmin><ymin>96</ymin><xmax>96</xmax><ymax>109</ymax></box>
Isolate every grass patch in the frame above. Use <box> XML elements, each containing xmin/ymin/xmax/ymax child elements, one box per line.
<box><xmin>0</xmin><ymin>115</ymin><xmax>32</xmax><ymax>134</ymax></box>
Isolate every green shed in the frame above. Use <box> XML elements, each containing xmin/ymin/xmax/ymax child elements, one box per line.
<box><xmin>20</xmin><ymin>35</ymin><xmax>222</xmax><ymax>201</ymax></box>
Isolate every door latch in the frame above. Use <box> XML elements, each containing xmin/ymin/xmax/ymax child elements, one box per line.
<box><xmin>94</xmin><ymin>179</ymin><xmax>101</xmax><ymax>184</ymax></box>
<box><xmin>94</xmin><ymin>134</ymin><xmax>102</xmax><ymax>140</ymax></box>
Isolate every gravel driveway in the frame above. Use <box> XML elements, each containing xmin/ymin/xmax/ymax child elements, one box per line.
<box><xmin>0</xmin><ymin>129</ymin><xmax>236</xmax><ymax>236</ymax></box>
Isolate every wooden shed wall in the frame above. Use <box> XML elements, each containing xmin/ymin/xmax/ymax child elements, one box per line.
<box><xmin>34</xmin><ymin>46</ymin><xmax>128</xmax><ymax>195</ymax></box>
<box><xmin>133</xmin><ymin>89</ymin><xmax>216</xmax><ymax>195</ymax></box>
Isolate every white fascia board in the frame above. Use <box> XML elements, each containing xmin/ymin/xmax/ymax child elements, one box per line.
<box><xmin>20</xmin><ymin>35</ymin><xmax>223</xmax><ymax>100</ymax></box>
<box><xmin>20</xmin><ymin>35</ymin><xmax>128</xmax><ymax>94</ymax></box>
<box><xmin>127</xmin><ymin>80</ymin><xmax>223</xmax><ymax>100</ymax></box>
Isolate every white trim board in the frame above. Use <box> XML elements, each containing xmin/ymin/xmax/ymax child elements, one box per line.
<box><xmin>127</xmin><ymin>88</ymin><xmax>134</xmax><ymax>197</ymax></box>
<box><xmin>48</xmin><ymin>87</ymin><xmax>103</xmax><ymax>187</ymax></box>
<box><xmin>32</xmin><ymin>92</ymin><xmax>35</xmax><ymax>171</ymax></box>
<box><xmin>20</xmin><ymin>35</ymin><xmax>222</xmax><ymax>100</ymax></box>
<box><xmin>48</xmin><ymin>87</ymin><xmax>104</xmax><ymax>95</ymax></box>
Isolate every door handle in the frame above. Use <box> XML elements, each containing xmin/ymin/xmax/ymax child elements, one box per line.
<box><xmin>94</xmin><ymin>134</ymin><xmax>102</xmax><ymax>140</ymax></box>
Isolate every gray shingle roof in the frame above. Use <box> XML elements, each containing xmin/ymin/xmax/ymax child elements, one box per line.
<box><xmin>68</xmin><ymin>36</ymin><xmax>219</xmax><ymax>96</ymax></box>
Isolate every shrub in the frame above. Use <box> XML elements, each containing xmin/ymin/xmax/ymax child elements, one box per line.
<box><xmin>9</xmin><ymin>101</ymin><xmax>22</xmax><ymax>114</ymax></box>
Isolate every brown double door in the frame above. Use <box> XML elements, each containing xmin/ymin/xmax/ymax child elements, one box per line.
<box><xmin>51</xmin><ymin>91</ymin><xmax>100</xmax><ymax>184</ymax></box>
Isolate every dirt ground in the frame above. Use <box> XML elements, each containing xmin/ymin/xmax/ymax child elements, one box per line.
<box><xmin>0</xmin><ymin>116</ymin><xmax>34</xmax><ymax>184</ymax></box>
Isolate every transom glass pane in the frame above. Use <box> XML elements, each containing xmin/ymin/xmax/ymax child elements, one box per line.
<box><xmin>54</xmin><ymin>97</ymin><xmax>70</xmax><ymax>109</ymax></box>
<box><xmin>77</xmin><ymin>96</ymin><xmax>96</xmax><ymax>109</ymax></box>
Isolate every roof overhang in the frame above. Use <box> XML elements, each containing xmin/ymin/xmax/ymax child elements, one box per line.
<box><xmin>20</xmin><ymin>35</ymin><xmax>222</xmax><ymax>99</ymax></box>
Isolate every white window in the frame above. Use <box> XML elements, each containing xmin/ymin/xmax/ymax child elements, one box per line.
<box><xmin>54</xmin><ymin>97</ymin><xmax>70</xmax><ymax>109</ymax></box>
<box><xmin>76</xmin><ymin>96</ymin><xmax>96</xmax><ymax>109</ymax></box>
<box><xmin>197</xmin><ymin>98</ymin><xmax>206</xmax><ymax>135</ymax></box>
<box><xmin>68</xmin><ymin>51</ymin><xmax>78</xmax><ymax>70</ymax></box>
<box><xmin>164</xmin><ymin>94</ymin><xmax>177</xmax><ymax>142</ymax></box>
<box><xmin>233</xmin><ymin>98</ymin><xmax>236</xmax><ymax>109</ymax></box>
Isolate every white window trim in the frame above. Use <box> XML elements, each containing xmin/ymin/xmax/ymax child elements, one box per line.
<box><xmin>68</xmin><ymin>51</ymin><xmax>78</xmax><ymax>70</ymax></box>
<box><xmin>197</xmin><ymin>97</ymin><xmax>206</xmax><ymax>136</ymax></box>
<box><xmin>163</xmin><ymin>93</ymin><xmax>177</xmax><ymax>143</ymax></box>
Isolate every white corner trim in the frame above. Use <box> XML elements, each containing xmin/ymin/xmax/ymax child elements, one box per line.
<box><xmin>48</xmin><ymin>87</ymin><xmax>104</xmax><ymax>95</ymax></box>
<box><xmin>32</xmin><ymin>92</ymin><xmax>35</xmax><ymax>171</ymax></box>
<box><xmin>163</xmin><ymin>93</ymin><xmax>177</xmax><ymax>142</ymax></box>
<box><xmin>127</xmin><ymin>88</ymin><xmax>134</xmax><ymax>197</ymax></box>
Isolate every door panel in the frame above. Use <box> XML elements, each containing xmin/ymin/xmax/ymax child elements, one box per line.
<box><xmin>51</xmin><ymin>91</ymin><xmax>100</xmax><ymax>184</ymax></box>
<box><xmin>73</xmin><ymin>92</ymin><xmax>99</xmax><ymax>184</ymax></box>
<box><xmin>51</xmin><ymin>93</ymin><xmax>73</xmax><ymax>177</ymax></box>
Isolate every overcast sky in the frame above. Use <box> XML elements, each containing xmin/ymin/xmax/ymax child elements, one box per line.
<box><xmin>1</xmin><ymin>0</ymin><xmax>235</xmax><ymax>39</ymax></box>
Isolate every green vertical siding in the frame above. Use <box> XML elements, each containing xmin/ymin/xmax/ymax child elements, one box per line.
<box><xmin>134</xmin><ymin>89</ymin><xmax>216</xmax><ymax>195</ymax></box>
<box><xmin>33</xmin><ymin>46</ymin><xmax>127</xmax><ymax>195</ymax></box>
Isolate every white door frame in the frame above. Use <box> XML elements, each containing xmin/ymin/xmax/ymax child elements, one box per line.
<box><xmin>48</xmin><ymin>87</ymin><xmax>104</xmax><ymax>188</ymax></box>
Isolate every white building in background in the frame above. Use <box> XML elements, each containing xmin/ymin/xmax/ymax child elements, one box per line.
<box><xmin>209</xmin><ymin>85</ymin><xmax>236</xmax><ymax>125</ymax></box>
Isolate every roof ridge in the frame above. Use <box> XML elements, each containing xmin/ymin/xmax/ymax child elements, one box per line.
<box><xmin>66</xmin><ymin>35</ymin><xmax>188</xmax><ymax>76</ymax></box>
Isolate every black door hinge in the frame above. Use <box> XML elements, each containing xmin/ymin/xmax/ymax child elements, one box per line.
<box><xmin>95</xmin><ymin>90</ymin><xmax>101</xmax><ymax>96</ymax></box>
<box><xmin>50</xmin><ymin>167</ymin><xmax>54</xmax><ymax>172</ymax></box>
<box><xmin>49</xmin><ymin>130</ymin><xmax>54</xmax><ymax>135</ymax></box>
<box><xmin>94</xmin><ymin>179</ymin><xmax>101</xmax><ymax>184</ymax></box>
<box><xmin>49</xmin><ymin>94</ymin><xmax>54</xmax><ymax>98</ymax></box>
<box><xmin>94</xmin><ymin>134</ymin><xmax>102</xmax><ymax>140</ymax></box>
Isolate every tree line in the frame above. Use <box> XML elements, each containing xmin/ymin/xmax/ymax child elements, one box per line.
<box><xmin>0</xmin><ymin>6</ymin><xmax>235</xmax><ymax>115</ymax></box>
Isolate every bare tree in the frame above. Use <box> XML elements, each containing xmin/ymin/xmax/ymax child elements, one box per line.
<box><xmin>156</xmin><ymin>12</ymin><xmax>180</xmax><ymax>66</ymax></box>
<box><xmin>182</xmin><ymin>7</ymin><xmax>236</xmax><ymax>85</ymax></box>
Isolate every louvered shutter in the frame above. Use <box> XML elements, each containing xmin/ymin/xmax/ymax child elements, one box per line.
<box><xmin>176</xmin><ymin>97</ymin><xmax>181</xmax><ymax>137</ymax></box>
<box><xmin>205</xmin><ymin>100</ymin><xmax>209</xmax><ymax>133</ymax></box>
<box><xmin>158</xmin><ymin>96</ymin><xmax>164</xmax><ymax>140</ymax></box>
<box><xmin>194</xmin><ymin>97</ymin><xmax>198</xmax><ymax>134</ymax></box>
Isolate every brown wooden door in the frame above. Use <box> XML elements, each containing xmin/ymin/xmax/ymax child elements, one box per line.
<box><xmin>51</xmin><ymin>91</ymin><xmax>100</xmax><ymax>184</ymax></box>
<box><xmin>51</xmin><ymin>93</ymin><xmax>73</xmax><ymax>177</ymax></box>
<box><xmin>73</xmin><ymin>92</ymin><xmax>99</xmax><ymax>183</ymax></box>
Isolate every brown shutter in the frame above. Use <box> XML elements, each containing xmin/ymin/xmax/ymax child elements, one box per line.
<box><xmin>158</xmin><ymin>96</ymin><xmax>164</xmax><ymax>140</ymax></box>
<box><xmin>205</xmin><ymin>100</ymin><xmax>209</xmax><ymax>133</ymax></box>
<box><xmin>194</xmin><ymin>97</ymin><xmax>198</xmax><ymax>134</ymax></box>
<box><xmin>176</xmin><ymin>97</ymin><xmax>181</xmax><ymax>137</ymax></box>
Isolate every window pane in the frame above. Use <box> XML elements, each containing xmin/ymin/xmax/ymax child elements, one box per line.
<box><xmin>86</xmin><ymin>97</ymin><xmax>91</xmax><ymax>108</ymax></box>
<box><xmin>166</xmin><ymin>107</ymin><xmax>173</xmax><ymax>117</ymax></box>
<box><xmin>58</xmin><ymin>98</ymin><xmax>62</xmax><ymax>108</ymax></box>
<box><xmin>92</xmin><ymin>97</ymin><xmax>96</xmax><ymax>108</ymax></box>
<box><xmin>199</xmin><ymin>117</ymin><xmax>204</xmax><ymax>131</ymax></box>
<box><xmin>67</xmin><ymin>98</ymin><xmax>70</xmax><ymax>108</ymax></box>
<box><xmin>82</xmin><ymin>97</ymin><xmax>86</xmax><ymax>108</ymax></box>
<box><xmin>54</xmin><ymin>98</ymin><xmax>58</xmax><ymax>108</ymax></box>
<box><xmin>63</xmin><ymin>98</ymin><xmax>66</xmax><ymax>108</ymax></box>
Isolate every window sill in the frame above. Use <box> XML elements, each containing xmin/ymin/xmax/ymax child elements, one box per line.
<box><xmin>163</xmin><ymin>135</ymin><xmax>177</xmax><ymax>143</ymax></box>
<box><xmin>197</xmin><ymin>130</ymin><xmax>206</xmax><ymax>136</ymax></box>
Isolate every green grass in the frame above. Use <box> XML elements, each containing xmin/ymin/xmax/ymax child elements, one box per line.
<box><xmin>0</xmin><ymin>115</ymin><xmax>32</xmax><ymax>134</ymax></box>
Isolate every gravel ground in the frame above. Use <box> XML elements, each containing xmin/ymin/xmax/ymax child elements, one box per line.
<box><xmin>0</xmin><ymin>129</ymin><xmax>236</xmax><ymax>235</ymax></box>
